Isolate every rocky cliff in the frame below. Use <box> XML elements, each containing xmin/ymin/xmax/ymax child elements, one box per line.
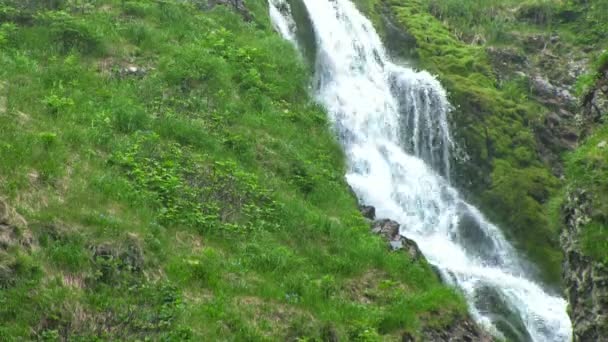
<box><xmin>562</xmin><ymin>190</ymin><xmax>608</xmax><ymax>341</ymax></box>
<box><xmin>560</xmin><ymin>60</ymin><xmax>608</xmax><ymax>342</ymax></box>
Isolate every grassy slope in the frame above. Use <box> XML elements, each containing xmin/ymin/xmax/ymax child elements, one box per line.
<box><xmin>0</xmin><ymin>0</ymin><xmax>467</xmax><ymax>340</ymax></box>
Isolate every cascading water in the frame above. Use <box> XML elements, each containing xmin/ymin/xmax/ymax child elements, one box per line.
<box><xmin>269</xmin><ymin>0</ymin><xmax>572</xmax><ymax>340</ymax></box>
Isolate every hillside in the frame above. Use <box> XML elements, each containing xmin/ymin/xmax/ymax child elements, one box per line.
<box><xmin>2</xmin><ymin>0</ymin><xmax>608</xmax><ymax>341</ymax></box>
<box><xmin>0</xmin><ymin>1</ymin><xmax>469</xmax><ymax>340</ymax></box>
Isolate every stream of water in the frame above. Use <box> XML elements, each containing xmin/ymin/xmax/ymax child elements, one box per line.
<box><xmin>268</xmin><ymin>0</ymin><xmax>572</xmax><ymax>340</ymax></box>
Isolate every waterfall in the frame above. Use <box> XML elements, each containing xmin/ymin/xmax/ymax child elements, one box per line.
<box><xmin>268</xmin><ymin>0</ymin><xmax>572</xmax><ymax>341</ymax></box>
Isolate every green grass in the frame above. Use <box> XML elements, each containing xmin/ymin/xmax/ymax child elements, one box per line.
<box><xmin>0</xmin><ymin>0</ymin><xmax>467</xmax><ymax>340</ymax></box>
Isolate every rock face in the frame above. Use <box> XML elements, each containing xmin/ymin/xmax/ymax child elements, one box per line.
<box><xmin>561</xmin><ymin>191</ymin><xmax>608</xmax><ymax>342</ymax></box>
<box><xmin>359</xmin><ymin>205</ymin><xmax>493</xmax><ymax>341</ymax></box>
<box><xmin>582</xmin><ymin>66</ymin><xmax>608</xmax><ymax>123</ymax></box>
<box><xmin>358</xmin><ymin>204</ymin><xmax>376</xmax><ymax>220</ymax></box>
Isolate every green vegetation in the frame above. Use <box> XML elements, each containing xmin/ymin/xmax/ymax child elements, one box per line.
<box><xmin>560</xmin><ymin>51</ymin><xmax>608</xmax><ymax>264</ymax></box>
<box><xmin>0</xmin><ymin>0</ymin><xmax>467</xmax><ymax>340</ymax></box>
<box><xmin>563</xmin><ymin>123</ymin><xmax>608</xmax><ymax>263</ymax></box>
<box><xmin>427</xmin><ymin>0</ymin><xmax>608</xmax><ymax>48</ymax></box>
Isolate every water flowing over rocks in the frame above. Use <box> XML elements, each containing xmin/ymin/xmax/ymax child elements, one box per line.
<box><xmin>561</xmin><ymin>190</ymin><xmax>608</xmax><ymax>341</ymax></box>
<box><xmin>269</xmin><ymin>0</ymin><xmax>572</xmax><ymax>340</ymax></box>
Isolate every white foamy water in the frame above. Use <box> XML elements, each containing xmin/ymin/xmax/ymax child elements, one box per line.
<box><xmin>268</xmin><ymin>0</ymin><xmax>572</xmax><ymax>340</ymax></box>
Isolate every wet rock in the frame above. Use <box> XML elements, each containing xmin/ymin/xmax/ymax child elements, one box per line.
<box><xmin>358</xmin><ymin>205</ymin><xmax>376</xmax><ymax>220</ymax></box>
<box><xmin>583</xmin><ymin>69</ymin><xmax>608</xmax><ymax>122</ymax></box>
<box><xmin>371</xmin><ymin>219</ymin><xmax>400</xmax><ymax>240</ymax></box>
<box><xmin>561</xmin><ymin>190</ymin><xmax>608</xmax><ymax>341</ymax></box>
<box><xmin>370</xmin><ymin>219</ymin><xmax>423</xmax><ymax>261</ymax></box>
<box><xmin>395</xmin><ymin>236</ymin><xmax>423</xmax><ymax>261</ymax></box>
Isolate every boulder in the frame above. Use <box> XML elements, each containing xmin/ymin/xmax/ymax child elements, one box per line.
<box><xmin>118</xmin><ymin>65</ymin><xmax>149</xmax><ymax>78</ymax></box>
<box><xmin>358</xmin><ymin>205</ymin><xmax>376</xmax><ymax>220</ymax></box>
<box><xmin>371</xmin><ymin>219</ymin><xmax>400</xmax><ymax>240</ymax></box>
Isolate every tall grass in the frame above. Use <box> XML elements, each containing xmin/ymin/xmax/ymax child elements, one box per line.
<box><xmin>0</xmin><ymin>0</ymin><xmax>466</xmax><ymax>340</ymax></box>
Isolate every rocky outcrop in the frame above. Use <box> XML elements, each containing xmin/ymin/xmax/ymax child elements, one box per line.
<box><xmin>358</xmin><ymin>204</ymin><xmax>376</xmax><ymax>220</ymax></box>
<box><xmin>561</xmin><ymin>190</ymin><xmax>608</xmax><ymax>341</ymax></box>
<box><xmin>582</xmin><ymin>65</ymin><xmax>608</xmax><ymax>123</ymax></box>
<box><xmin>359</xmin><ymin>205</ymin><xmax>493</xmax><ymax>341</ymax></box>
<box><xmin>559</xmin><ymin>58</ymin><xmax>608</xmax><ymax>342</ymax></box>
<box><xmin>370</xmin><ymin>218</ymin><xmax>423</xmax><ymax>261</ymax></box>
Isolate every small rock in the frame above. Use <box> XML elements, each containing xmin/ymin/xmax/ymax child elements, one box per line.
<box><xmin>400</xmin><ymin>236</ymin><xmax>423</xmax><ymax>261</ymax></box>
<box><xmin>119</xmin><ymin>65</ymin><xmax>147</xmax><ymax>78</ymax></box>
<box><xmin>358</xmin><ymin>205</ymin><xmax>375</xmax><ymax>220</ymax></box>
<box><xmin>371</xmin><ymin>219</ymin><xmax>400</xmax><ymax>240</ymax></box>
<box><xmin>597</xmin><ymin>141</ymin><xmax>607</xmax><ymax>149</ymax></box>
